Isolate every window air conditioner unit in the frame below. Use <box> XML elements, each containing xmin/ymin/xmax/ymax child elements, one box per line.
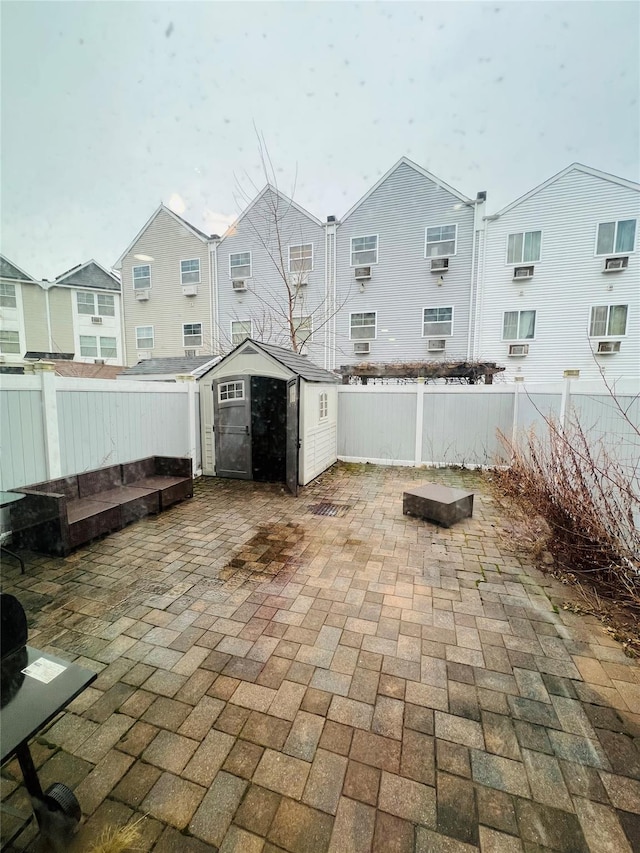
<box><xmin>137</xmin><ymin>351</ymin><xmax>151</xmax><ymax>360</ymax></box>
<box><xmin>185</xmin><ymin>349</ymin><xmax>198</xmax><ymax>357</ymax></box>
<box><xmin>294</xmin><ymin>274</ymin><xmax>308</xmax><ymax>287</ymax></box>
<box><xmin>597</xmin><ymin>340</ymin><xmax>621</xmax><ymax>354</ymax></box>
<box><xmin>232</xmin><ymin>279</ymin><xmax>247</xmax><ymax>292</ymax></box>
<box><xmin>513</xmin><ymin>266</ymin><xmax>534</xmax><ymax>280</ymax></box>
<box><xmin>427</xmin><ymin>339</ymin><xmax>446</xmax><ymax>352</ymax></box>
<box><xmin>430</xmin><ymin>258</ymin><xmax>449</xmax><ymax>273</ymax></box>
<box><xmin>135</xmin><ymin>289</ymin><xmax>150</xmax><ymax>301</ymax></box>
<box><xmin>603</xmin><ymin>257</ymin><xmax>628</xmax><ymax>272</ymax></box>
<box><xmin>354</xmin><ymin>267</ymin><xmax>371</xmax><ymax>280</ymax></box>
<box><xmin>182</xmin><ymin>284</ymin><xmax>198</xmax><ymax>296</ymax></box>
<box><xmin>91</xmin><ymin>315</ymin><xmax>103</xmax><ymax>324</ymax></box>
<box><xmin>353</xmin><ymin>341</ymin><xmax>370</xmax><ymax>355</ymax></box>
<box><xmin>508</xmin><ymin>344</ymin><xmax>529</xmax><ymax>357</ymax></box>
<box><xmin>94</xmin><ymin>359</ymin><xmax>105</xmax><ymax>365</ymax></box>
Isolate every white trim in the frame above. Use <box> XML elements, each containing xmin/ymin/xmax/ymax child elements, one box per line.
<box><xmin>501</xmin><ymin>309</ymin><xmax>537</xmax><ymax>342</ymax></box>
<box><xmin>288</xmin><ymin>243</ymin><xmax>314</xmax><ymax>273</ymax></box>
<box><xmin>587</xmin><ymin>303</ymin><xmax>629</xmax><ymax>338</ymax></box>
<box><xmin>338</xmin><ymin>455</ymin><xmax>416</xmax><ymax>468</ymax></box>
<box><xmin>349</xmin><ymin>310</ymin><xmax>377</xmax><ymax>341</ymax></box>
<box><xmin>594</xmin><ymin>219</ymin><xmax>637</xmax><ymax>256</ymax></box>
<box><xmin>218</xmin><ymin>379</ymin><xmax>245</xmax><ymax>402</ymax></box>
<box><xmin>113</xmin><ymin>204</ymin><xmax>209</xmax><ymax>269</ymax></box>
<box><xmin>229</xmin><ymin>251</ymin><xmax>252</xmax><ymax>280</ymax></box>
<box><xmin>218</xmin><ymin>185</ymin><xmax>323</xmax><ymax>244</ymax></box>
<box><xmin>135</xmin><ymin>324</ymin><xmax>155</xmax><ymax>349</ymax></box>
<box><xmin>424</xmin><ymin>224</ymin><xmax>458</xmax><ymax>259</ymax></box>
<box><xmin>180</xmin><ymin>258</ymin><xmax>201</xmax><ymax>284</ymax></box>
<box><xmin>492</xmin><ymin>163</ymin><xmax>640</xmax><ymax>219</ymax></box>
<box><xmin>55</xmin><ymin>258</ymin><xmax>120</xmax><ymax>287</ymax></box>
<box><xmin>231</xmin><ymin>318</ymin><xmax>253</xmax><ymax>345</ymax></box>
<box><xmin>132</xmin><ymin>264</ymin><xmax>152</xmax><ymax>290</ymax></box>
<box><xmin>341</xmin><ymin>157</ymin><xmax>471</xmax><ymax>223</ymax></box>
<box><xmin>182</xmin><ymin>321</ymin><xmax>204</xmax><ymax>348</ymax></box>
<box><xmin>350</xmin><ymin>234</ymin><xmax>379</xmax><ymax>267</ymax></box>
<box><xmin>421</xmin><ymin>305</ymin><xmax>454</xmax><ymax>338</ymax></box>
<box><xmin>505</xmin><ymin>229</ymin><xmax>543</xmax><ymax>266</ymax></box>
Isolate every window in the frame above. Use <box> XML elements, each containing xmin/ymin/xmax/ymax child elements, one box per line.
<box><xmin>596</xmin><ymin>220</ymin><xmax>636</xmax><ymax>255</ymax></box>
<box><xmin>183</xmin><ymin>322</ymin><xmax>203</xmax><ymax>347</ymax></box>
<box><xmin>0</xmin><ymin>282</ymin><xmax>17</xmax><ymax>308</ymax></box>
<box><xmin>231</xmin><ymin>319</ymin><xmax>252</xmax><ymax>346</ymax></box>
<box><xmin>503</xmin><ymin>310</ymin><xmax>536</xmax><ymax>340</ymax></box>
<box><xmin>218</xmin><ymin>380</ymin><xmax>245</xmax><ymax>402</ymax></box>
<box><xmin>0</xmin><ymin>330</ymin><xmax>20</xmax><ymax>353</ymax></box>
<box><xmin>423</xmin><ymin>306</ymin><xmax>453</xmax><ymax>337</ymax></box>
<box><xmin>589</xmin><ymin>305</ymin><xmax>628</xmax><ymax>337</ymax></box>
<box><xmin>100</xmin><ymin>337</ymin><xmax>117</xmax><ymax>358</ymax></box>
<box><xmin>133</xmin><ymin>264</ymin><xmax>151</xmax><ymax>290</ymax></box>
<box><xmin>77</xmin><ymin>292</ymin><xmax>95</xmax><ymax>314</ymax></box>
<box><xmin>425</xmin><ymin>225</ymin><xmax>457</xmax><ymax>258</ymax></box>
<box><xmin>351</xmin><ymin>235</ymin><xmax>378</xmax><ymax>266</ymax></box>
<box><xmin>350</xmin><ymin>311</ymin><xmax>377</xmax><ymax>340</ymax></box>
<box><xmin>289</xmin><ymin>244</ymin><xmax>313</xmax><ymax>273</ymax></box>
<box><xmin>97</xmin><ymin>293</ymin><xmax>115</xmax><ymax>316</ymax></box>
<box><xmin>294</xmin><ymin>316</ymin><xmax>313</xmax><ymax>345</ymax></box>
<box><xmin>136</xmin><ymin>325</ymin><xmax>154</xmax><ymax>349</ymax></box>
<box><xmin>507</xmin><ymin>231</ymin><xmax>542</xmax><ymax>264</ymax></box>
<box><xmin>319</xmin><ymin>392</ymin><xmax>328</xmax><ymax>421</ymax></box>
<box><xmin>80</xmin><ymin>335</ymin><xmax>98</xmax><ymax>357</ymax></box>
<box><xmin>230</xmin><ymin>252</ymin><xmax>251</xmax><ymax>279</ymax></box>
<box><xmin>181</xmin><ymin>258</ymin><xmax>201</xmax><ymax>284</ymax></box>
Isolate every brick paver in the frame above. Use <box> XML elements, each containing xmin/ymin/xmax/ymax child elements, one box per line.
<box><xmin>2</xmin><ymin>464</ymin><xmax>639</xmax><ymax>852</ymax></box>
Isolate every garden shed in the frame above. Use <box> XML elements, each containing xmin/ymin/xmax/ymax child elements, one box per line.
<box><xmin>199</xmin><ymin>339</ymin><xmax>339</xmax><ymax>494</ymax></box>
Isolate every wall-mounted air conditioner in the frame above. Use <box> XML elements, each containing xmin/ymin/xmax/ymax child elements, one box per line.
<box><xmin>430</xmin><ymin>258</ymin><xmax>449</xmax><ymax>273</ymax></box>
<box><xmin>508</xmin><ymin>344</ymin><xmax>529</xmax><ymax>357</ymax></box>
<box><xmin>137</xmin><ymin>350</ymin><xmax>151</xmax><ymax>360</ymax></box>
<box><xmin>513</xmin><ymin>266</ymin><xmax>534</xmax><ymax>280</ymax></box>
<box><xmin>353</xmin><ymin>341</ymin><xmax>370</xmax><ymax>355</ymax></box>
<box><xmin>603</xmin><ymin>257</ymin><xmax>628</xmax><ymax>272</ymax></box>
<box><xmin>597</xmin><ymin>340</ymin><xmax>621</xmax><ymax>354</ymax></box>
<box><xmin>232</xmin><ymin>279</ymin><xmax>247</xmax><ymax>292</ymax></box>
<box><xmin>182</xmin><ymin>284</ymin><xmax>198</xmax><ymax>296</ymax></box>
<box><xmin>354</xmin><ymin>267</ymin><xmax>371</xmax><ymax>280</ymax></box>
<box><xmin>185</xmin><ymin>349</ymin><xmax>199</xmax><ymax>357</ymax></box>
<box><xmin>91</xmin><ymin>316</ymin><xmax>103</xmax><ymax>324</ymax></box>
<box><xmin>135</xmin><ymin>289</ymin><xmax>150</xmax><ymax>301</ymax></box>
<box><xmin>427</xmin><ymin>339</ymin><xmax>446</xmax><ymax>352</ymax></box>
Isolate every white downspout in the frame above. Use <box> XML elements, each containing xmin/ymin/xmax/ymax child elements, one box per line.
<box><xmin>44</xmin><ymin>284</ymin><xmax>53</xmax><ymax>352</ymax></box>
<box><xmin>466</xmin><ymin>196</ymin><xmax>486</xmax><ymax>360</ymax></box>
<box><xmin>210</xmin><ymin>239</ymin><xmax>219</xmax><ymax>355</ymax></box>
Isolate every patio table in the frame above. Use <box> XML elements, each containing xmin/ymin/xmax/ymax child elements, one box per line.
<box><xmin>0</xmin><ymin>492</ymin><xmax>26</xmax><ymax>574</ymax></box>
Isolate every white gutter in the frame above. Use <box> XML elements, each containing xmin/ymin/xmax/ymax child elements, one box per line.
<box><xmin>209</xmin><ymin>240</ymin><xmax>219</xmax><ymax>355</ymax></box>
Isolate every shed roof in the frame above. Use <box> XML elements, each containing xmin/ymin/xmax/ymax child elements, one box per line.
<box><xmin>200</xmin><ymin>339</ymin><xmax>340</xmax><ymax>383</ymax></box>
<box><xmin>121</xmin><ymin>355</ymin><xmax>221</xmax><ymax>378</ymax></box>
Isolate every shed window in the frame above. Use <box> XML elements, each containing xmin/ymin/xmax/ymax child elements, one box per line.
<box><xmin>133</xmin><ymin>265</ymin><xmax>151</xmax><ymax>290</ymax></box>
<box><xmin>219</xmin><ymin>380</ymin><xmax>245</xmax><ymax>402</ymax></box>
<box><xmin>181</xmin><ymin>258</ymin><xmax>201</xmax><ymax>284</ymax></box>
<box><xmin>351</xmin><ymin>235</ymin><xmax>378</xmax><ymax>266</ymax></box>
<box><xmin>230</xmin><ymin>252</ymin><xmax>252</xmax><ymax>279</ymax></box>
<box><xmin>319</xmin><ymin>392</ymin><xmax>328</xmax><ymax>421</ymax></box>
<box><xmin>0</xmin><ymin>283</ymin><xmax>16</xmax><ymax>308</ymax></box>
<box><xmin>0</xmin><ymin>330</ymin><xmax>20</xmax><ymax>353</ymax></box>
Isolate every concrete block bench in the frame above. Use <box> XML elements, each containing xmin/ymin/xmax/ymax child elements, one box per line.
<box><xmin>403</xmin><ymin>483</ymin><xmax>474</xmax><ymax>527</ymax></box>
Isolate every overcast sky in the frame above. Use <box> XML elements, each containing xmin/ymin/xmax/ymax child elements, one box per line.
<box><xmin>2</xmin><ymin>1</ymin><xmax>638</xmax><ymax>279</ymax></box>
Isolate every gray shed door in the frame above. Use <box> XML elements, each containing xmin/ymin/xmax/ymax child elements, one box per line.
<box><xmin>213</xmin><ymin>376</ymin><xmax>251</xmax><ymax>479</ymax></box>
<box><xmin>286</xmin><ymin>377</ymin><xmax>300</xmax><ymax>496</ymax></box>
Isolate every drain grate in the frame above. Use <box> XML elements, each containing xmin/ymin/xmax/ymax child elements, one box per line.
<box><xmin>307</xmin><ymin>502</ymin><xmax>351</xmax><ymax>518</ymax></box>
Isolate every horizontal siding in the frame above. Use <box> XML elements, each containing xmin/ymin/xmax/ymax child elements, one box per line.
<box><xmin>478</xmin><ymin>170</ymin><xmax>640</xmax><ymax>381</ymax></box>
<box><xmin>121</xmin><ymin>209</ymin><xmax>212</xmax><ymax>364</ymax></box>
<box><xmin>335</xmin><ymin>162</ymin><xmax>475</xmax><ymax>367</ymax></box>
<box><xmin>302</xmin><ymin>423</ymin><xmax>337</xmax><ymax>485</ymax></box>
<box><xmin>48</xmin><ymin>287</ymin><xmax>74</xmax><ymax>353</ymax></box>
<box><xmin>20</xmin><ymin>285</ymin><xmax>49</xmax><ymax>352</ymax></box>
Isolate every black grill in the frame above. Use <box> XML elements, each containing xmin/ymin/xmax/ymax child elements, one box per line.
<box><xmin>307</xmin><ymin>502</ymin><xmax>351</xmax><ymax>518</ymax></box>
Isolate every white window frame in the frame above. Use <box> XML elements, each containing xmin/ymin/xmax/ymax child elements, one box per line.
<box><xmin>79</xmin><ymin>335</ymin><xmax>99</xmax><ymax>358</ymax></box>
<box><xmin>218</xmin><ymin>380</ymin><xmax>245</xmax><ymax>402</ymax></box>
<box><xmin>97</xmin><ymin>293</ymin><xmax>115</xmax><ymax>316</ymax></box>
<box><xmin>502</xmin><ymin>310</ymin><xmax>537</xmax><ymax>341</ymax></box>
<box><xmin>0</xmin><ymin>329</ymin><xmax>20</xmax><ymax>353</ymax></box>
<box><xmin>594</xmin><ymin>219</ymin><xmax>637</xmax><ymax>256</ymax></box>
<box><xmin>319</xmin><ymin>391</ymin><xmax>328</xmax><ymax>422</ymax></box>
<box><xmin>132</xmin><ymin>264</ymin><xmax>151</xmax><ymax>290</ymax></box>
<box><xmin>229</xmin><ymin>252</ymin><xmax>252</xmax><ymax>280</ymax></box>
<box><xmin>76</xmin><ymin>291</ymin><xmax>95</xmax><ymax>315</ymax></box>
<box><xmin>135</xmin><ymin>325</ymin><xmax>155</xmax><ymax>350</ymax></box>
<box><xmin>99</xmin><ymin>336</ymin><xmax>117</xmax><ymax>358</ymax></box>
<box><xmin>505</xmin><ymin>230</ymin><xmax>542</xmax><ymax>265</ymax></box>
<box><xmin>180</xmin><ymin>258</ymin><xmax>201</xmax><ymax>285</ymax></box>
<box><xmin>588</xmin><ymin>304</ymin><xmax>628</xmax><ymax>338</ymax></box>
<box><xmin>350</xmin><ymin>235</ymin><xmax>379</xmax><ymax>267</ymax></box>
<box><xmin>0</xmin><ymin>282</ymin><xmax>17</xmax><ymax>309</ymax></box>
<box><xmin>231</xmin><ymin>319</ymin><xmax>253</xmax><ymax>346</ymax></box>
<box><xmin>182</xmin><ymin>322</ymin><xmax>203</xmax><ymax>348</ymax></box>
<box><xmin>288</xmin><ymin>243</ymin><xmax>314</xmax><ymax>274</ymax></box>
<box><xmin>349</xmin><ymin>311</ymin><xmax>377</xmax><ymax>340</ymax></box>
<box><xmin>422</xmin><ymin>306</ymin><xmax>454</xmax><ymax>338</ymax></box>
<box><xmin>293</xmin><ymin>315</ymin><xmax>313</xmax><ymax>345</ymax></box>
<box><xmin>424</xmin><ymin>224</ymin><xmax>458</xmax><ymax>259</ymax></box>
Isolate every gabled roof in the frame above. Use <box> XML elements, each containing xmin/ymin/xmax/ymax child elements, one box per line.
<box><xmin>120</xmin><ymin>355</ymin><xmax>221</xmax><ymax>378</ymax></box>
<box><xmin>55</xmin><ymin>259</ymin><xmax>121</xmax><ymax>291</ymax></box>
<box><xmin>0</xmin><ymin>255</ymin><xmax>37</xmax><ymax>282</ymax></box>
<box><xmin>340</xmin><ymin>156</ymin><xmax>472</xmax><ymax>223</ymax></box>
<box><xmin>219</xmin><ymin>185</ymin><xmax>323</xmax><ymax>244</ymax></box>
<box><xmin>200</xmin><ymin>338</ymin><xmax>339</xmax><ymax>384</ymax></box>
<box><xmin>113</xmin><ymin>204</ymin><xmax>212</xmax><ymax>269</ymax></box>
<box><xmin>493</xmin><ymin>163</ymin><xmax>640</xmax><ymax>218</ymax></box>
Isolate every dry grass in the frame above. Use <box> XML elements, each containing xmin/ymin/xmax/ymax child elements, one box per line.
<box><xmin>86</xmin><ymin>820</ymin><xmax>142</xmax><ymax>853</ymax></box>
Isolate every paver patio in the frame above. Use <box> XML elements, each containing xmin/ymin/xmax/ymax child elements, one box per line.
<box><xmin>1</xmin><ymin>463</ymin><xmax>639</xmax><ymax>852</ymax></box>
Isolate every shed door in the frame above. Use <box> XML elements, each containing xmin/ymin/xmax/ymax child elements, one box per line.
<box><xmin>213</xmin><ymin>376</ymin><xmax>251</xmax><ymax>479</ymax></box>
<box><xmin>286</xmin><ymin>377</ymin><xmax>300</xmax><ymax>496</ymax></box>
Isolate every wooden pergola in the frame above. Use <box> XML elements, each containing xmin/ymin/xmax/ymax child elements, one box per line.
<box><xmin>340</xmin><ymin>361</ymin><xmax>505</xmax><ymax>385</ymax></box>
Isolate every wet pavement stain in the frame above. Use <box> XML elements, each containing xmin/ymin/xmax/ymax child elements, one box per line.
<box><xmin>218</xmin><ymin>521</ymin><xmax>306</xmax><ymax>582</ymax></box>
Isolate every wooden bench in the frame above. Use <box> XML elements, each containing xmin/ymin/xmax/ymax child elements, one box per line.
<box><xmin>403</xmin><ymin>483</ymin><xmax>474</xmax><ymax>527</ymax></box>
<box><xmin>9</xmin><ymin>457</ymin><xmax>192</xmax><ymax>558</ymax></box>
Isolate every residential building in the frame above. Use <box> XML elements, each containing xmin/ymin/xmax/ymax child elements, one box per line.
<box><xmin>114</xmin><ymin>205</ymin><xmax>215</xmax><ymax>365</ymax></box>
<box><xmin>475</xmin><ymin>164</ymin><xmax>640</xmax><ymax>381</ymax></box>
<box><xmin>0</xmin><ymin>256</ymin><xmax>123</xmax><ymax>365</ymax></box>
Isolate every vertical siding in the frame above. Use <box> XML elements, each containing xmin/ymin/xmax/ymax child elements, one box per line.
<box><xmin>120</xmin><ymin>209</ymin><xmax>212</xmax><ymax>364</ymax></box>
<box><xmin>337</xmin><ymin>388</ymin><xmax>417</xmax><ymax>463</ymax></box>
<box><xmin>0</xmin><ymin>383</ymin><xmax>47</xmax><ymax>489</ymax></box>
<box><xmin>478</xmin><ymin>170</ymin><xmax>640</xmax><ymax>381</ymax></box>
<box><xmin>216</xmin><ymin>190</ymin><xmax>326</xmax><ymax>362</ymax></box>
<box><xmin>335</xmin><ymin>162</ymin><xmax>475</xmax><ymax>368</ymax></box>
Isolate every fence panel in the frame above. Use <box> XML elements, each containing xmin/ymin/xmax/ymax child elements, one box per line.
<box><xmin>337</xmin><ymin>388</ymin><xmax>416</xmax><ymax>465</ymax></box>
<box><xmin>0</xmin><ymin>378</ymin><xmax>48</xmax><ymax>490</ymax></box>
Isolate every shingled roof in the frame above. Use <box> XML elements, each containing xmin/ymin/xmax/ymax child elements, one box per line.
<box><xmin>199</xmin><ymin>339</ymin><xmax>340</xmax><ymax>384</ymax></box>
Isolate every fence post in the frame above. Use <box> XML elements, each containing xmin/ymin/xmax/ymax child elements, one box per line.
<box><xmin>34</xmin><ymin>362</ymin><xmax>62</xmax><ymax>478</ymax></box>
<box><xmin>511</xmin><ymin>377</ymin><xmax>523</xmax><ymax>447</ymax></box>
<box><xmin>176</xmin><ymin>374</ymin><xmax>197</xmax><ymax>473</ymax></box>
<box><xmin>414</xmin><ymin>379</ymin><xmax>425</xmax><ymax>467</ymax></box>
<box><xmin>560</xmin><ymin>369</ymin><xmax>579</xmax><ymax>435</ymax></box>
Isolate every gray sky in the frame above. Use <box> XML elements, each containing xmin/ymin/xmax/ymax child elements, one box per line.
<box><xmin>2</xmin><ymin>1</ymin><xmax>638</xmax><ymax>279</ymax></box>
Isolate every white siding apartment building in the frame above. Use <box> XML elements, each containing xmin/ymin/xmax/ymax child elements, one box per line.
<box><xmin>114</xmin><ymin>158</ymin><xmax>639</xmax><ymax>381</ymax></box>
